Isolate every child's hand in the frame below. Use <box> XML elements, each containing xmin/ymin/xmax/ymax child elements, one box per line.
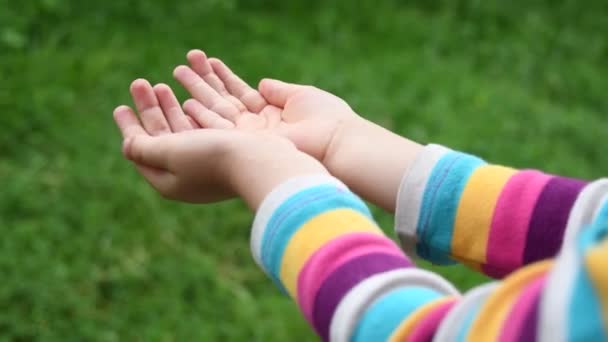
<box><xmin>173</xmin><ymin>50</ymin><xmax>421</xmax><ymax>211</ymax></box>
<box><xmin>113</xmin><ymin>79</ymin><xmax>327</xmax><ymax>208</ymax></box>
<box><xmin>173</xmin><ymin>50</ymin><xmax>359</xmax><ymax>163</ymax></box>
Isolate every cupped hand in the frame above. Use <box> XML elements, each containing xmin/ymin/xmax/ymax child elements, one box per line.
<box><xmin>113</xmin><ymin>78</ymin><xmax>235</xmax><ymax>202</ymax></box>
<box><xmin>174</xmin><ymin>50</ymin><xmax>361</xmax><ymax>162</ymax></box>
<box><xmin>113</xmin><ymin>78</ymin><xmax>326</xmax><ymax>207</ymax></box>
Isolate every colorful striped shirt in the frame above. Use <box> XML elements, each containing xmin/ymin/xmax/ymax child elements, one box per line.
<box><xmin>250</xmin><ymin>145</ymin><xmax>608</xmax><ymax>341</ymax></box>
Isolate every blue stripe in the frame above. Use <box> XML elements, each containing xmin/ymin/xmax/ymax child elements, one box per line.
<box><xmin>417</xmin><ymin>151</ymin><xmax>485</xmax><ymax>264</ymax></box>
<box><xmin>592</xmin><ymin>197</ymin><xmax>608</xmax><ymax>228</ymax></box>
<box><xmin>457</xmin><ymin>301</ymin><xmax>483</xmax><ymax>342</ymax></box>
<box><xmin>352</xmin><ymin>287</ymin><xmax>442</xmax><ymax>342</ymax></box>
<box><xmin>261</xmin><ymin>185</ymin><xmax>372</xmax><ymax>293</ymax></box>
<box><xmin>567</xmin><ymin>267</ymin><xmax>606</xmax><ymax>341</ymax></box>
<box><xmin>566</xmin><ymin>220</ymin><xmax>608</xmax><ymax>340</ymax></box>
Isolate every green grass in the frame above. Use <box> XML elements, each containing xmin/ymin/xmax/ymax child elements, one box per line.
<box><xmin>1</xmin><ymin>0</ymin><xmax>607</xmax><ymax>340</ymax></box>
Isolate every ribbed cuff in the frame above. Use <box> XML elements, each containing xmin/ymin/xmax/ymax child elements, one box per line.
<box><xmin>250</xmin><ymin>174</ymin><xmax>348</xmax><ymax>273</ymax></box>
<box><xmin>394</xmin><ymin>144</ymin><xmax>451</xmax><ymax>257</ymax></box>
<box><xmin>434</xmin><ymin>282</ymin><xmax>498</xmax><ymax>341</ymax></box>
<box><xmin>562</xmin><ymin>179</ymin><xmax>608</xmax><ymax>248</ymax></box>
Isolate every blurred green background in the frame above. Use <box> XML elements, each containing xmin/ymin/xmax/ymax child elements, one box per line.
<box><xmin>1</xmin><ymin>0</ymin><xmax>607</xmax><ymax>340</ymax></box>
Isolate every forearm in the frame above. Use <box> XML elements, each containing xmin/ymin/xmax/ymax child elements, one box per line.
<box><xmin>323</xmin><ymin>117</ymin><xmax>596</xmax><ymax>277</ymax></box>
<box><xmin>324</xmin><ymin>117</ymin><xmax>422</xmax><ymax>212</ymax></box>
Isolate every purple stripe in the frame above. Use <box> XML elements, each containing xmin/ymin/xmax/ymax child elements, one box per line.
<box><xmin>517</xmin><ymin>288</ymin><xmax>542</xmax><ymax>342</ymax></box>
<box><xmin>523</xmin><ymin>177</ymin><xmax>586</xmax><ymax>264</ymax></box>
<box><xmin>311</xmin><ymin>253</ymin><xmax>412</xmax><ymax>341</ymax></box>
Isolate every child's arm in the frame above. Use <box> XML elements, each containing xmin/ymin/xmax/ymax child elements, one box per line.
<box><xmin>113</xmin><ymin>84</ymin><xmax>607</xmax><ymax>341</ymax></box>
<box><xmin>297</xmin><ymin>97</ymin><xmax>599</xmax><ymax>279</ymax></box>
<box><xmin>172</xmin><ymin>53</ymin><xmax>603</xmax><ymax>277</ymax></box>
<box><xmin>246</xmin><ymin>83</ymin><xmax>601</xmax><ymax>279</ymax></box>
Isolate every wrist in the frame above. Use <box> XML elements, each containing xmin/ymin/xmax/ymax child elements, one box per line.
<box><xmin>321</xmin><ymin>114</ymin><xmax>365</xmax><ymax>169</ymax></box>
<box><xmin>227</xmin><ymin>136</ymin><xmax>329</xmax><ymax>210</ymax></box>
<box><xmin>323</xmin><ymin>116</ymin><xmax>423</xmax><ymax>212</ymax></box>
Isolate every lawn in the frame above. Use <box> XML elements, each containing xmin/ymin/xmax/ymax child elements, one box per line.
<box><xmin>1</xmin><ymin>0</ymin><xmax>607</xmax><ymax>340</ymax></box>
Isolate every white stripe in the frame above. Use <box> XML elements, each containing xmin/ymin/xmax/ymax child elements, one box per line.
<box><xmin>433</xmin><ymin>282</ymin><xmax>498</xmax><ymax>342</ymax></box>
<box><xmin>539</xmin><ymin>179</ymin><xmax>608</xmax><ymax>342</ymax></box>
<box><xmin>329</xmin><ymin>268</ymin><xmax>460</xmax><ymax>342</ymax></box>
<box><xmin>538</xmin><ymin>234</ymin><xmax>579</xmax><ymax>342</ymax></box>
<box><xmin>561</xmin><ymin>179</ymin><xmax>608</xmax><ymax>248</ymax></box>
<box><xmin>592</xmin><ymin>193</ymin><xmax>608</xmax><ymax>224</ymax></box>
<box><xmin>395</xmin><ymin>144</ymin><xmax>451</xmax><ymax>257</ymax></box>
<box><xmin>249</xmin><ymin>174</ymin><xmax>347</xmax><ymax>272</ymax></box>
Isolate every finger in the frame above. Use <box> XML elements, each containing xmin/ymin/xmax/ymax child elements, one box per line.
<box><xmin>130</xmin><ymin>79</ymin><xmax>172</xmax><ymax>135</ymax></box>
<box><xmin>113</xmin><ymin>105</ymin><xmax>148</xmax><ymax>139</ymax></box>
<box><xmin>123</xmin><ymin>134</ymin><xmax>170</xmax><ymax>169</ymax></box>
<box><xmin>173</xmin><ymin>65</ymin><xmax>241</xmax><ymax>122</ymax></box>
<box><xmin>187</xmin><ymin>116</ymin><xmax>200</xmax><ymax>128</ymax></box>
<box><xmin>183</xmin><ymin>99</ymin><xmax>234</xmax><ymax>129</ymax></box>
<box><xmin>187</xmin><ymin>50</ymin><xmax>228</xmax><ymax>94</ymax></box>
<box><xmin>210</xmin><ymin>58</ymin><xmax>268</xmax><ymax>113</ymax></box>
<box><xmin>258</xmin><ymin>78</ymin><xmax>307</xmax><ymax>107</ymax></box>
<box><xmin>153</xmin><ymin>83</ymin><xmax>193</xmax><ymax>132</ymax></box>
<box><xmin>187</xmin><ymin>50</ymin><xmax>248</xmax><ymax>112</ymax></box>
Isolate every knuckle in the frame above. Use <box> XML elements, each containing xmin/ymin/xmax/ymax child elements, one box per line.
<box><xmin>193</xmin><ymin>80</ymin><xmax>207</xmax><ymax>89</ymax></box>
<box><xmin>230</xmin><ymin>97</ymin><xmax>247</xmax><ymax>112</ymax></box>
<box><xmin>227</xmin><ymin>74</ymin><xmax>241</xmax><ymax>85</ymax></box>
<box><xmin>151</xmin><ymin>121</ymin><xmax>170</xmax><ymax>133</ymax></box>
<box><xmin>141</xmin><ymin>110</ymin><xmax>170</xmax><ymax>133</ymax></box>
<box><xmin>249</xmin><ymin>94</ymin><xmax>267</xmax><ymax>111</ymax></box>
<box><xmin>129</xmin><ymin>138</ymin><xmax>142</xmax><ymax>161</ymax></box>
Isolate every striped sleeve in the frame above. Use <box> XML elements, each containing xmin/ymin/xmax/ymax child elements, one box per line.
<box><xmin>251</xmin><ymin>174</ymin><xmax>459</xmax><ymax>341</ymax></box>
<box><xmin>252</xmin><ymin>174</ymin><xmax>608</xmax><ymax>341</ymax></box>
<box><xmin>450</xmin><ymin>196</ymin><xmax>608</xmax><ymax>342</ymax></box>
<box><xmin>395</xmin><ymin>144</ymin><xmax>589</xmax><ymax>277</ymax></box>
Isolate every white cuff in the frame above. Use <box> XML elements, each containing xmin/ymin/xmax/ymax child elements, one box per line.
<box><xmin>561</xmin><ymin>179</ymin><xmax>608</xmax><ymax>248</ymax></box>
<box><xmin>250</xmin><ymin>174</ymin><xmax>348</xmax><ymax>272</ymax></box>
<box><xmin>395</xmin><ymin>144</ymin><xmax>451</xmax><ymax>257</ymax></box>
<box><xmin>433</xmin><ymin>282</ymin><xmax>498</xmax><ymax>342</ymax></box>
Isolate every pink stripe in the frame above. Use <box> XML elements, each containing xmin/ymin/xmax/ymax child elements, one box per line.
<box><xmin>409</xmin><ymin>299</ymin><xmax>457</xmax><ymax>342</ymax></box>
<box><xmin>484</xmin><ymin>171</ymin><xmax>552</xmax><ymax>278</ymax></box>
<box><xmin>499</xmin><ymin>274</ymin><xmax>546</xmax><ymax>342</ymax></box>
<box><xmin>296</xmin><ymin>232</ymin><xmax>404</xmax><ymax>324</ymax></box>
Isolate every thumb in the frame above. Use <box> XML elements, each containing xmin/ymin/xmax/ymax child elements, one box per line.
<box><xmin>258</xmin><ymin>78</ymin><xmax>306</xmax><ymax>107</ymax></box>
<box><xmin>123</xmin><ymin>135</ymin><xmax>170</xmax><ymax>169</ymax></box>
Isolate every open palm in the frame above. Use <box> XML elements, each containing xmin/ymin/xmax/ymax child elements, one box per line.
<box><xmin>173</xmin><ymin>50</ymin><xmax>359</xmax><ymax>161</ymax></box>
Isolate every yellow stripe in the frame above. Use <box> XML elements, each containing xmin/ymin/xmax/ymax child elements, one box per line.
<box><xmin>388</xmin><ymin>297</ymin><xmax>456</xmax><ymax>342</ymax></box>
<box><xmin>585</xmin><ymin>238</ymin><xmax>608</xmax><ymax>327</ymax></box>
<box><xmin>468</xmin><ymin>260</ymin><xmax>552</xmax><ymax>341</ymax></box>
<box><xmin>452</xmin><ymin>165</ymin><xmax>516</xmax><ymax>264</ymax></box>
<box><xmin>279</xmin><ymin>208</ymin><xmax>383</xmax><ymax>298</ymax></box>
